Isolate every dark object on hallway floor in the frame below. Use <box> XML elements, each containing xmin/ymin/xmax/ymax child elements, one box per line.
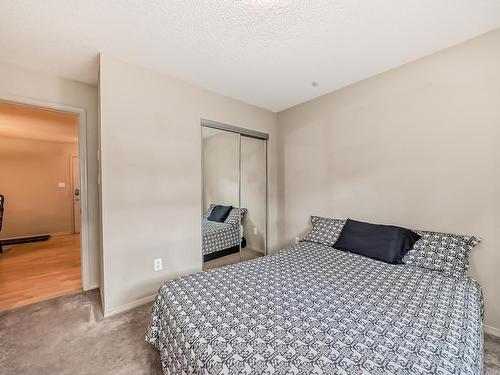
<box><xmin>1</xmin><ymin>234</ymin><xmax>50</xmax><ymax>246</ymax></box>
<box><xmin>0</xmin><ymin>290</ymin><xmax>499</xmax><ymax>374</ymax></box>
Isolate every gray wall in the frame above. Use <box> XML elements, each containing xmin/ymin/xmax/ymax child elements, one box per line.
<box><xmin>0</xmin><ymin>62</ymin><xmax>100</xmax><ymax>289</ymax></box>
<box><xmin>277</xmin><ymin>29</ymin><xmax>500</xmax><ymax>333</ymax></box>
<box><xmin>98</xmin><ymin>54</ymin><xmax>278</xmax><ymax>315</ymax></box>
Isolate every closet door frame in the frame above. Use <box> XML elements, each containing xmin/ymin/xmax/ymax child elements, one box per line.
<box><xmin>240</xmin><ymin>134</ymin><xmax>268</xmax><ymax>257</ymax></box>
<box><xmin>200</xmin><ymin>119</ymin><xmax>269</xmax><ymax>260</ymax></box>
<box><xmin>201</xmin><ymin>119</ymin><xmax>269</xmax><ymax>141</ymax></box>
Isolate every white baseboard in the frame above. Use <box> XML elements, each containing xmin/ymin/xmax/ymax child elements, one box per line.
<box><xmin>103</xmin><ymin>294</ymin><xmax>156</xmax><ymax>318</ymax></box>
<box><xmin>50</xmin><ymin>231</ymin><xmax>73</xmax><ymax>236</ymax></box>
<box><xmin>86</xmin><ymin>283</ymin><xmax>99</xmax><ymax>291</ymax></box>
<box><xmin>485</xmin><ymin>324</ymin><xmax>500</xmax><ymax>337</ymax></box>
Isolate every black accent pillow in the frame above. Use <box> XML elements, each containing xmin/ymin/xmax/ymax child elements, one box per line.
<box><xmin>333</xmin><ymin>219</ymin><xmax>421</xmax><ymax>264</ymax></box>
<box><xmin>207</xmin><ymin>205</ymin><xmax>232</xmax><ymax>223</ymax></box>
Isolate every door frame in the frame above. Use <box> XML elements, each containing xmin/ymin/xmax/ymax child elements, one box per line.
<box><xmin>70</xmin><ymin>155</ymin><xmax>80</xmax><ymax>234</ymax></box>
<box><xmin>0</xmin><ymin>93</ymin><xmax>92</xmax><ymax>290</ymax></box>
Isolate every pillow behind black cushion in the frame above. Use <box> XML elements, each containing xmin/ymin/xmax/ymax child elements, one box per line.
<box><xmin>334</xmin><ymin>219</ymin><xmax>421</xmax><ymax>264</ymax></box>
<box><xmin>207</xmin><ymin>205</ymin><xmax>232</xmax><ymax>223</ymax></box>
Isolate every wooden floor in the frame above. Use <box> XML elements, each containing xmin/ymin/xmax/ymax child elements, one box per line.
<box><xmin>203</xmin><ymin>248</ymin><xmax>264</xmax><ymax>271</ymax></box>
<box><xmin>0</xmin><ymin>234</ymin><xmax>81</xmax><ymax>312</ymax></box>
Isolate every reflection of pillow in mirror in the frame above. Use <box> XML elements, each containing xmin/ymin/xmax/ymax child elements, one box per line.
<box><xmin>207</xmin><ymin>205</ymin><xmax>232</xmax><ymax>222</ymax></box>
<box><xmin>204</xmin><ymin>204</ymin><xmax>216</xmax><ymax>218</ymax></box>
<box><xmin>225</xmin><ymin>208</ymin><xmax>247</xmax><ymax>226</ymax></box>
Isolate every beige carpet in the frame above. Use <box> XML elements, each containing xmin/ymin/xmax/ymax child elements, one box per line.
<box><xmin>1</xmin><ymin>289</ymin><xmax>499</xmax><ymax>374</ymax></box>
<box><xmin>0</xmin><ymin>290</ymin><xmax>161</xmax><ymax>375</ymax></box>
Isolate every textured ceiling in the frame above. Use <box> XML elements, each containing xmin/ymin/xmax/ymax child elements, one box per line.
<box><xmin>0</xmin><ymin>102</ymin><xmax>78</xmax><ymax>143</ymax></box>
<box><xmin>1</xmin><ymin>1</ymin><xmax>500</xmax><ymax>112</ymax></box>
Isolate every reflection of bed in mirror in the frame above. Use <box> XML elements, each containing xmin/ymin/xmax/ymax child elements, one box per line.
<box><xmin>202</xmin><ymin>204</ymin><xmax>246</xmax><ymax>262</ymax></box>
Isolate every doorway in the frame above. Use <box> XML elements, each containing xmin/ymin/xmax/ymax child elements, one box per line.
<box><xmin>0</xmin><ymin>100</ymin><xmax>85</xmax><ymax>311</ymax></box>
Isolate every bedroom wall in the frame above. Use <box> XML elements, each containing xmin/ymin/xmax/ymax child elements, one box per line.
<box><xmin>276</xmin><ymin>28</ymin><xmax>500</xmax><ymax>333</ymax></box>
<box><xmin>98</xmin><ymin>54</ymin><xmax>278</xmax><ymax>315</ymax></box>
<box><xmin>0</xmin><ymin>62</ymin><xmax>100</xmax><ymax>289</ymax></box>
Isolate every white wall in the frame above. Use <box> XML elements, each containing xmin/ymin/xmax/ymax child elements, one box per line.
<box><xmin>277</xmin><ymin>29</ymin><xmax>500</xmax><ymax>332</ymax></box>
<box><xmin>99</xmin><ymin>54</ymin><xmax>278</xmax><ymax>315</ymax></box>
<box><xmin>0</xmin><ymin>135</ymin><xmax>78</xmax><ymax>238</ymax></box>
<box><xmin>0</xmin><ymin>62</ymin><xmax>100</xmax><ymax>289</ymax></box>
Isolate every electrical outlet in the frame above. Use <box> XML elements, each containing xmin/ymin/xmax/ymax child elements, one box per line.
<box><xmin>253</xmin><ymin>227</ymin><xmax>258</xmax><ymax>235</ymax></box>
<box><xmin>295</xmin><ymin>237</ymin><xmax>300</xmax><ymax>244</ymax></box>
<box><xmin>154</xmin><ymin>258</ymin><xmax>162</xmax><ymax>271</ymax></box>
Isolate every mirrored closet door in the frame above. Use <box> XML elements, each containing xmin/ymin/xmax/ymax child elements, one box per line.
<box><xmin>201</xmin><ymin>120</ymin><xmax>267</xmax><ymax>270</ymax></box>
<box><xmin>240</xmin><ymin>135</ymin><xmax>267</xmax><ymax>261</ymax></box>
<box><xmin>201</xmin><ymin>126</ymin><xmax>241</xmax><ymax>267</ymax></box>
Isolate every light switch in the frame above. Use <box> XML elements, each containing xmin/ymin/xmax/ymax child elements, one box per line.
<box><xmin>58</xmin><ymin>182</ymin><xmax>66</xmax><ymax>188</ymax></box>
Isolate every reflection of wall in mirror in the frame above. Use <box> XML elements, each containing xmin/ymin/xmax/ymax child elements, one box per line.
<box><xmin>202</xmin><ymin>130</ymin><xmax>239</xmax><ymax>211</ymax></box>
<box><xmin>241</xmin><ymin>137</ymin><xmax>266</xmax><ymax>254</ymax></box>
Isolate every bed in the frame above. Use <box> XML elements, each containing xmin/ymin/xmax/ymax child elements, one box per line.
<box><xmin>146</xmin><ymin>240</ymin><xmax>484</xmax><ymax>374</ymax></box>
<box><xmin>202</xmin><ymin>206</ymin><xmax>246</xmax><ymax>261</ymax></box>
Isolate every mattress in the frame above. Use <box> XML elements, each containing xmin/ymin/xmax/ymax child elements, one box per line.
<box><xmin>146</xmin><ymin>241</ymin><xmax>483</xmax><ymax>374</ymax></box>
<box><xmin>202</xmin><ymin>218</ymin><xmax>240</xmax><ymax>256</ymax></box>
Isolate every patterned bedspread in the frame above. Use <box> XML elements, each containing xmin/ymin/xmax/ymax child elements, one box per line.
<box><xmin>146</xmin><ymin>242</ymin><xmax>484</xmax><ymax>374</ymax></box>
<box><xmin>202</xmin><ymin>218</ymin><xmax>240</xmax><ymax>255</ymax></box>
